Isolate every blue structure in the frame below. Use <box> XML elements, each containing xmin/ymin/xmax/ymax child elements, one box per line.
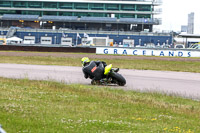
<box><xmin>12</xmin><ymin>31</ymin><xmax>172</xmax><ymax>46</ymax></box>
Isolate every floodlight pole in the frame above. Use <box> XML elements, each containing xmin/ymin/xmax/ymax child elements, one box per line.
<box><xmin>142</xmin><ymin>17</ymin><xmax>144</xmax><ymax>31</ymax></box>
<box><xmin>76</xmin><ymin>35</ymin><xmax>78</xmax><ymax>46</ymax></box>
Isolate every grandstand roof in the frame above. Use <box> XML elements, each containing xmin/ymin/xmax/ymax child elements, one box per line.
<box><xmin>179</xmin><ymin>33</ymin><xmax>200</xmax><ymax>38</ymax></box>
<box><xmin>80</xmin><ymin>17</ymin><xmax>117</xmax><ymax>23</ymax></box>
<box><xmin>119</xmin><ymin>18</ymin><xmax>154</xmax><ymax>24</ymax></box>
<box><xmin>41</xmin><ymin>15</ymin><xmax>78</xmax><ymax>22</ymax></box>
<box><xmin>0</xmin><ymin>14</ymin><xmax>160</xmax><ymax>25</ymax></box>
<box><xmin>2</xmin><ymin>14</ymin><xmax>39</xmax><ymax>21</ymax></box>
<box><xmin>1</xmin><ymin>0</ymin><xmax>154</xmax><ymax>5</ymax></box>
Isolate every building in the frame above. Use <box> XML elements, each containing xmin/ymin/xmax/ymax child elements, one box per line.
<box><xmin>0</xmin><ymin>0</ymin><xmax>162</xmax><ymax>32</ymax></box>
<box><xmin>181</xmin><ymin>25</ymin><xmax>187</xmax><ymax>33</ymax></box>
<box><xmin>187</xmin><ymin>12</ymin><xmax>194</xmax><ymax>34</ymax></box>
<box><xmin>0</xmin><ymin>0</ymin><xmax>172</xmax><ymax>47</ymax></box>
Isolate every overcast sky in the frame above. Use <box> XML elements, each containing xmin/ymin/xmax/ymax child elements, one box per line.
<box><xmin>155</xmin><ymin>0</ymin><xmax>200</xmax><ymax>33</ymax></box>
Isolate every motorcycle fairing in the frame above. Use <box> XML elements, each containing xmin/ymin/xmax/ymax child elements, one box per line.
<box><xmin>104</xmin><ymin>64</ymin><xmax>112</xmax><ymax>75</ymax></box>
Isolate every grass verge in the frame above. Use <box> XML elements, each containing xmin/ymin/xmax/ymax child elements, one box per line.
<box><xmin>0</xmin><ymin>52</ymin><xmax>200</xmax><ymax>73</ymax></box>
<box><xmin>0</xmin><ymin>77</ymin><xmax>199</xmax><ymax>132</ymax></box>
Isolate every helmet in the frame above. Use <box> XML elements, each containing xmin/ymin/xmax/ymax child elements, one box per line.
<box><xmin>81</xmin><ymin>57</ymin><xmax>90</xmax><ymax>66</ymax></box>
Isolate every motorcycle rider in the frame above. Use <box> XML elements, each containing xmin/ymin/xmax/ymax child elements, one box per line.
<box><xmin>81</xmin><ymin>57</ymin><xmax>119</xmax><ymax>84</ymax></box>
<box><xmin>81</xmin><ymin>57</ymin><xmax>105</xmax><ymax>84</ymax></box>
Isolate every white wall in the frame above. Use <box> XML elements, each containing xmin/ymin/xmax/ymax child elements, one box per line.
<box><xmin>61</xmin><ymin>37</ymin><xmax>72</xmax><ymax>46</ymax></box>
<box><xmin>24</xmin><ymin>36</ymin><xmax>35</xmax><ymax>44</ymax></box>
<box><xmin>41</xmin><ymin>37</ymin><xmax>52</xmax><ymax>45</ymax></box>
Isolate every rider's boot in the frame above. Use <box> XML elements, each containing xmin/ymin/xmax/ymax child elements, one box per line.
<box><xmin>91</xmin><ymin>79</ymin><xmax>101</xmax><ymax>85</ymax></box>
<box><xmin>91</xmin><ymin>79</ymin><xmax>96</xmax><ymax>85</ymax></box>
<box><xmin>100</xmin><ymin>78</ymin><xmax>107</xmax><ymax>83</ymax></box>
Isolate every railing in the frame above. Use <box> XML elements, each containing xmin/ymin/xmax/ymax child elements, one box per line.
<box><xmin>6</xmin><ymin>27</ymin><xmax>16</xmax><ymax>38</ymax></box>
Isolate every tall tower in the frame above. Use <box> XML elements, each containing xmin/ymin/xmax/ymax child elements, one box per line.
<box><xmin>187</xmin><ymin>12</ymin><xmax>194</xmax><ymax>34</ymax></box>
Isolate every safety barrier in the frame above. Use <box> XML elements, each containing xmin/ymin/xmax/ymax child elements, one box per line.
<box><xmin>96</xmin><ymin>47</ymin><xmax>200</xmax><ymax>57</ymax></box>
<box><xmin>0</xmin><ymin>45</ymin><xmax>96</xmax><ymax>53</ymax></box>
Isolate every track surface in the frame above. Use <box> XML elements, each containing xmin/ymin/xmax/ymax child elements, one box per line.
<box><xmin>0</xmin><ymin>63</ymin><xmax>200</xmax><ymax>100</ymax></box>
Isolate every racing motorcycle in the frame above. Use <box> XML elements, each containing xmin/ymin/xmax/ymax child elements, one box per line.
<box><xmin>91</xmin><ymin>64</ymin><xmax>126</xmax><ymax>86</ymax></box>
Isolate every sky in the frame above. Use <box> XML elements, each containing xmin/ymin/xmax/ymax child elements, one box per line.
<box><xmin>155</xmin><ymin>0</ymin><xmax>200</xmax><ymax>33</ymax></box>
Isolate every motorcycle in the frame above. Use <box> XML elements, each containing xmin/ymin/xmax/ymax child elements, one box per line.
<box><xmin>91</xmin><ymin>64</ymin><xmax>126</xmax><ymax>86</ymax></box>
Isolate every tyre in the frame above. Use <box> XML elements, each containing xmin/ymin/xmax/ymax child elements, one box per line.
<box><xmin>110</xmin><ymin>72</ymin><xmax>126</xmax><ymax>86</ymax></box>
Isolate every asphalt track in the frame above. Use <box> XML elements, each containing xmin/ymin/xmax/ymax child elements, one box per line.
<box><xmin>0</xmin><ymin>63</ymin><xmax>200</xmax><ymax>100</ymax></box>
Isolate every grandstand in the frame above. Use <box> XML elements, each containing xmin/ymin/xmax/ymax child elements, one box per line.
<box><xmin>0</xmin><ymin>0</ymin><xmax>162</xmax><ymax>31</ymax></box>
<box><xmin>0</xmin><ymin>0</ymin><xmax>171</xmax><ymax>47</ymax></box>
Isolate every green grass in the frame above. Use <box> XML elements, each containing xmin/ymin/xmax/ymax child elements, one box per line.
<box><xmin>0</xmin><ymin>52</ymin><xmax>200</xmax><ymax>73</ymax></box>
<box><xmin>0</xmin><ymin>78</ymin><xmax>199</xmax><ymax>132</ymax></box>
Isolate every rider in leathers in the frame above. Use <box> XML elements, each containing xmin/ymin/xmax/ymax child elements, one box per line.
<box><xmin>81</xmin><ymin>57</ymin><xmax>107</xmax><ymax>83</ymax></box>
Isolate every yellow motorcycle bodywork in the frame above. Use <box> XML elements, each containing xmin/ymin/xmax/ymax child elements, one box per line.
<box><xmin>104</xmin><ymin>64</ymin><xmax>112</xmax><ymax>75</ymax></box>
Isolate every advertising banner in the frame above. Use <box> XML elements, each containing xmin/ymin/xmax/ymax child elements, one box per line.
<box><xmin>96</xmin><ymin>47</ymin><xmax>200</xmax><ymax>57</ymax></box>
